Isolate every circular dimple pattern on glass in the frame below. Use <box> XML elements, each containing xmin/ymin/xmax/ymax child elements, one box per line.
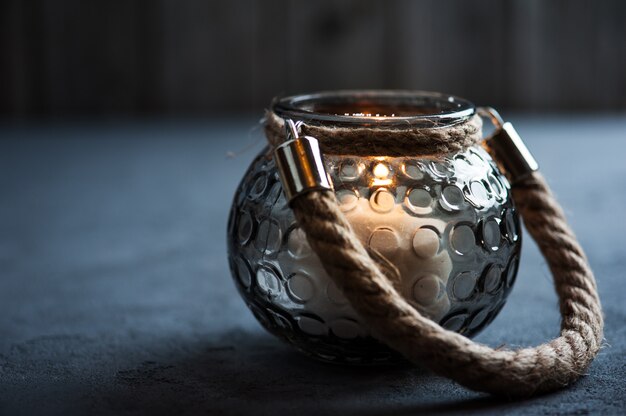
<box><xmin>403</xmin><ymin>162</ymin><xmax>424</xmax><ymax>179</ymax></box>
<box><xmin>369</xmin><ymin>228</ymin><xmax>399</xmax><ymax>257</ymax></box>
<box><xmin>339</xmin><ymin>159</ymin><xmax>362</xmax><ymax>181</ymax></box>
<box><xmin>406</xmin><ymin>188</ymin><xmax>432</xmax><ymax>214</ymax></box>
<box><xmin>452</xmin><ymin>271</ymin><xmax>477</xmax><ymax>300</ymax></box>
<box><xmin>482</xmin><ymin>218</ymin><xmax>501</xmax><ymax>251</ymax></box>
<box><xmin>430</xmin><ymin>160</ymin><xmax>453</xmax><ymax>178</ymax></box>
<box><xmin>465</xmin><ymin>181</ymin><xmax>491</xmax><ymax>208</ymax></box>
<box><xmin>454</xmin><ymin>156</ymin><xmax>473</xmax><ymax>175</ymax></box>
<box><xmin>506</xmin><ymin>255</ymin><xmax>519</xmax><ymax>287</ymax></box>
<box><xmin>505</xmin><ymin>209</ymin><xmax>519</xmax><ymax>242</ymax></box>
<box><xmin>488</xmin><ymin>174</ymin><xmax>506</xmax><ymax>200</ymax></box>
<box><xmin>370</xmin><ymin>188</ymin><xmax>395</xmax><ymax>213</ymax></box>
<box><xmin>298</xmin><ymin>316</ymin><xmax>327</xmax><ymax>336</ymax></box>
<box><xmin>413</xmin><ymin>275</ymin><xmax>443</xmax><ymax>306</ymax></box>
<box><xmin>287</xmin><ymin>272</ymin><xmax>315</xmax><ymax>302</ymax></box>
<box><xmin>234</xmin><ymin>257</ymin><xmax>252</xmax><ymax>288</ymax></box>
<box><xmin>256</xmin><ymin>266</ymin><xmax>281</xmax><ymax>296</ymax></box>
<box><xmin>441</xmin><ymin>185</ymin><xmax>464</xmax><ymax>211</ymax></box>
<box><xmin>469</xmin><ymin>308</ymin><xmax>490</xmax><ymax>330</ymax></box>
<box><xmin>237</xmin><ymin>211</ymin><xmax>254</xmax><ymax>245</ymax></box>
<box><xmin>265</xmin><ymin>181</ymin><xmax>282</xmax><ymax>204</ymax></box>
<box><xmin>451</xmin><ymin>224</ymin><xmax>476</xmax><ymax>255</ymax></box>
<box><xmin>469</xmin><ymin>149</ymin><xmax>489</xmax><ymax>168</ymax></box>
<box><xmin>255</xmin><ymin>218</ymin><xmax>281</xmax><ymax>253</ymax></box>
<box><xmin>249</xmin><ymin>173</ymin><xmax>268</xmax><ymax>200</ymax></box>
<box><xmin>442</xmin><ymin>313</ymin><xmax>469</xmax><ymax>332</ymax></box>
<box><xmin>412</xmin><ymin>228</ymin><xmax>440</xmax><ymax>258</ymax></box>
<box><xmin>337</xmin><ymin>189</ymin><xmax>359</xmax><ymax>212</ymax></box>
<box><xmin>484</xmin><ymin>264</ymin><xmax>503</xmax><ymax>293</ymax></box>
<box><xmin>228</xmin><ymin>145</ymin><xmax>522</xmax><ymax>364</ymax></box>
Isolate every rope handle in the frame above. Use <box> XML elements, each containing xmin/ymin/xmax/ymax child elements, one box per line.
<box><xmin>271</xmin><ymin>113</ymin><xmax>603</xmax><ymax>397</ymax></box>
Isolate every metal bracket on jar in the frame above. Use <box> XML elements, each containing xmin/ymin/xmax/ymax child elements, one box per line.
<box><xmin>274</xmin><ymin>119</ymin><xmax>334</xmax><ymax>203</ymax></box>
<box><xmin>479</xmin><ymin>107</ymin><xmax>539</xmax><ymax>184</ymax></box>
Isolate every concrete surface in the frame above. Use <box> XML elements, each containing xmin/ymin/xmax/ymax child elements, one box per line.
<box><xmin>0</xmin><ymin>116</ymin><xmax>624</xmax><ymax>415</ymax></box>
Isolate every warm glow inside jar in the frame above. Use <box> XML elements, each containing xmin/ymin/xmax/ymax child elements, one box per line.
<box><xmin>227</xmin><ymin>91</ymin><xmax>522</xmax><ymax>364</ymax></box>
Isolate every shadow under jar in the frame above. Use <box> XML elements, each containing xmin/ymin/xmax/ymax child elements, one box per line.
<box><xmin>227</xmin><ymin>91</ymin><xmax>522</xmax><ymax>364</ymax></box>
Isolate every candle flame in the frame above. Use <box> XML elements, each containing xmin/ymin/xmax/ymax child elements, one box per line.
<box><xmin>372</xmin><ymin>163</ymin><xmax>392</xmax><ymax>186</ymax></box>
<box><xmin>373</xmin><ymin>163</ymin><xmax>389</xmax><ymax>179</ymax></box>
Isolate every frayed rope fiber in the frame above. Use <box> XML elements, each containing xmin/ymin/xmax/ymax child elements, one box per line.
<box><xmin>265</xmin><ymin>111</ymin><xmax>604</xmax><ymax>397</ymax></box>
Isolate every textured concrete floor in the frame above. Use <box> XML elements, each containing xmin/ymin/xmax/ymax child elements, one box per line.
<box><xmin>0</xmin><ymin>116</ymin><xmax>625</xmax><ymax>415</ymax></box>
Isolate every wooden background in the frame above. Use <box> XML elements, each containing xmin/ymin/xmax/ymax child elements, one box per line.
<box><xmin>2</xmin><ymin>0</ymin><xmax>626</xmax><ymax>116</ymax></box>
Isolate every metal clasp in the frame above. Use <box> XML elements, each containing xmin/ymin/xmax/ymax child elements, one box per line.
<box><xmin>274</xmin><ymin>119</ymin><xmax>333</xmax><ymax>203</ymax></box>
<box><xmin>479</xmin><ymin>107</ymin><xmax>539</xmax><ymax>184</ymax></box>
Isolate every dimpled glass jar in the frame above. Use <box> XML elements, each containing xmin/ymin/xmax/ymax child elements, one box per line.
<box><xmin>227</xmin><ymin>91</ymin><xmax>522</xmax><ymax>364</ymax></box>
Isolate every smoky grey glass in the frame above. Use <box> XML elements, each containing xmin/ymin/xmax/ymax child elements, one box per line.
<box><xmin>227</xmin><ymin>91</ymin><xmax>522</xmax><ymax>364</ymax></box>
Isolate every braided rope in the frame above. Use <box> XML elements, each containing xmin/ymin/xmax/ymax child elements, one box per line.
<box><xmin>265</xmin><ymin>111</ymin><xmax>484</xmax><ymax>156</ymax></box>
<box><xmin>268</xmin><ymin>114</ymin><xmax>603</xmax><ymax>397</ymax></box>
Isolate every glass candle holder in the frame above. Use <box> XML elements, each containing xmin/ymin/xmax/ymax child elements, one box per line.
<box><xmin>227</xmin><ymin>91</ymin><xmax>521</xmax><ymax>364</ymax></box>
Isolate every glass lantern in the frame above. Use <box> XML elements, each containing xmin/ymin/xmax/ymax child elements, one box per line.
<box><xmin>227</xmin><ymin>91</ymin><xmax>521</xmax><ymax>364</ymax></box>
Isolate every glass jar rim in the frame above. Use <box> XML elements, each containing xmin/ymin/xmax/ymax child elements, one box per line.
<box><xmin>272</xmin><ymin>90</ymin><xmax>475</xmax><ymax>128</ymax></box>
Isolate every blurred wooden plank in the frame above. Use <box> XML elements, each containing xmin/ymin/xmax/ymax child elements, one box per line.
<box><xmin>249</xmin><ymin>0</ymin><xmax>290</xmax><ymax>110</ymax></box>
<box><xmin>36</xmin><ymin>0</ymin><xmax>140</xmax><ymax>115</ymax></box>
<box><xmin>1</xmin><ymin>0</ymin><xmax>625</xmax><ymax>116</ymax></box>
<box><xmin>504</xmin><ymin>0</ymin><xmax>626</xmax><ymax>111</ymax></box>
<box><xmin>1</xmin><ymin>0</ymin><xmax>47</xmax><ymax>116</ymax></box>
<box><xmin>390</xmin><ymin>0</ymin><xmax>508</xmax><ymax>107</ymax></box>
<box><xmin>285</xmin><ymin>0</ymin><xmax>388</xmax><ymax>94</ymax></box>
<box><xmin>155</xmin><ymin>0</ymin><xmax>258</xmax><ymax>113</ymax></box>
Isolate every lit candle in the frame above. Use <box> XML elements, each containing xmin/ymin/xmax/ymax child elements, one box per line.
<box><xmin>229</xmin><ymin>91</ymin><xmax>521</xmax><ymax>362</ymax></box>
